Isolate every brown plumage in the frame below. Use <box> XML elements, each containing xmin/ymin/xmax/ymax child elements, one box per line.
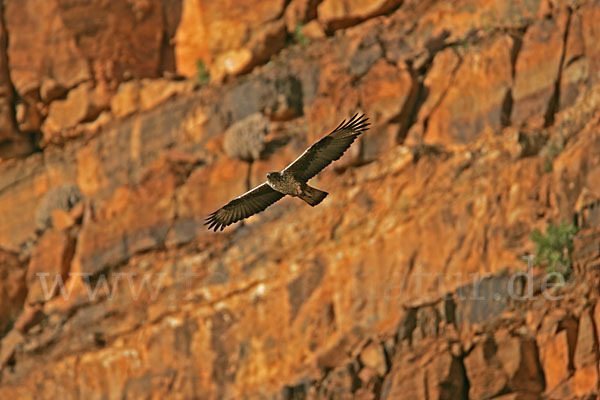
<box><xmin>205</xmin><ymin>113</ymin><xmax>370</xmax><ymax>231</ymax></box>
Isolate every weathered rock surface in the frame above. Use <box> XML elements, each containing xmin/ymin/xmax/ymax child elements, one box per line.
<box><xmin>0</xmin><ymin>2</ymin><xmax>32</xmax><ymax>159</ymax></box>
<box><xmin>0</xmin><ymin>0</ymin><xmax>600</xmax><ymax>398</ymax></box>
<box><xmin>0</xmin><ymin>249</ymin><xmax>27</xmax><ymax>335</ymax></box>
<box><xmin>423</xmin><ymin>34</ymin><xmax>513</xmax><ymax>145</ymax></box>
<box><xmin>512</xmin><ymin>10</ymin><xmax>569</xmax><ymax>127</ymax></box>
<box><xmin>318</xmin><ymin>0</ymin><xmax>403</xmax><ymax>31</ymax></box>
<box><xmin>26</xmin><ymin>229</ymin><xmax>75</xmax><ymax>305</ymax></box>
<box><xmin>5</xmin><ymin>0</ymin><xmax>170</xmax><ymax>93</ymax></box>
<box><xmin>175</xmin><ymin>0</ymin><xmax>287</xmax><ymax>80</ymax></box>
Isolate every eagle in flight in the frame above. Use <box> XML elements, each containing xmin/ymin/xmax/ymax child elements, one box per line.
<box><xmin>205</xmin><ymin>114</ymin><xmax>370</xmax><ymax>231</ymax></box>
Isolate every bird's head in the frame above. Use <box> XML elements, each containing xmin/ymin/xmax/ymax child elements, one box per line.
<box><xmin>266</xmin><ymin>172</ymin><xmax>279</xmax><ymax>180</ymax></box>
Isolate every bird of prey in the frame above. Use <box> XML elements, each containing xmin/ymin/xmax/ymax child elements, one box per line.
<box><xmin>205</xmin><ymin>113</ymin><xmax>370</xmax><ymax>231</ymax></box>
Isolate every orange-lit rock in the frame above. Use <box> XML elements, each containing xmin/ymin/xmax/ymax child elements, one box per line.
<box><xmin>358</xmin><ymin>60</ymin><xmax>415</xmax><ymax>125</ymax></box>
<box><xmin>40</xmin><ymin>78</ymin><xmax>68</xmax><ymax>104</ymax></box>
<box><xmin>26</xmin><ymin>229</ymin><xmax>75</xmax><ymax>305</ymax></box>
<box><xmin>211</xmin><ymin>49</ymin><xmax>254</xmax><ymax>82</ymax></box>
<box><xmin>110</xmin><ymin>81</ymin><xmax>142</xmax><ymax>119</ymax></box>
<box><xmin>382</xmin><ymin>346</ymin><xmax>466</xmax><ymax>399</ymax></box>
<box><xmin>405</xmin><ymin>47</ymin><xmax>461</xmax><ymax>145</ymax></box>
<box><xmin>574</xmin><ymin>309</ymin><xmax>598</xmax><ymax>369</ymax></box>
<box><xmin>571</xmin><ymin>308</ymin><xmax>600</xmax><ymax>396</ymax></box>
<box><xmin>464</xmin><ymin>335</ymin><xmax>508</xmax><ymax>399</ymax></box>
<box><xmin>0</xmin><ymin>249</ymin><xmax>27</xmax><ymax>334</ymax></box>
<box><xmin>318</xmin><ymin>0</ymin><xmax>403</xmax><ymax>31</ymax></box>
<box><xmin>0</xmin><ymin>1</ymin><xmax>31</xmax><ymax>159</ymax></box>
<box><xmin>73</xmin><ymin>154</ymin><xmax>187</xmax><ymax>276</ymax></box>
<box><xmin>358</xmin><ymin>60</ymin><xmax>415</xmax><ymax>159</ymax></box>
<box><xmin>15</xmin><ymin>98</ymin><xmax>43</xmax><ymax>133</ymax></box>
<box><xmin>139</xmin><ymin>79</ymin><xmax>196</xmax><ymax>112</ymax></box>
<box><xmin>512</xmin><ymin>11</ymin><xmax>569</xmax><ymax>126</ymax></box>
<box><xmin>174</xmin><ymin>0</ymin><xmax>287</xmax><ymax>79</ymax></box>
<box><xmin>111</xmin><ymin>78</ymin><xmax>196</xmax><ymax>119</ymax></box>
<box><xmin>573</xmin><ymin>363</ymin><xmax>599</xmax><ymax>397</ymax></box>
<box><xmin>581</xmin><ymin>0</ymin><xmax>600</xmax><ymax>84</ymax></box>
<box><xmin>1</xmin><ymin>1</ymin><xmax>600</xmax><ymax>398</ymax></box>
<box><xmin>42</xmin><ymin>83</ymin><xmax>101</xmax><ymax>141</ymax></box>
<box><xmin>423</xmin><ymin>35</ymin><xmax>513</xmax><ymax>145</ymax></box>
<box><xmin>5</xmin><ymin>0</ymin><xmax>167</xmax><ymax>95</ymax></box>
<box><xmin>13</xmin><ymin>304</ymin><xmax>44</xmax><ymax>334</ymax></box>
<box><xmin>50</xmin><ymin>209</ymin><xmax>75</xmax><ymax>231</ymax></box>
<box><xmin>301</xmin><ymin>20</ymin><xmax>327</xmax><ymax>40</ymax></box>
<box><xmin>284</xmin><ymin>0</ymin><xmax>321</xmax><ymax>33</ymax></box>
<box><xmin>4</xmin><ymin>0</ymin><xmax>89</xmax><ymax>94</ymax></box>
<box><xmin>541</xmin><ymin>330</ymin><xmax>572</xmax><ymax>392</ymax></box>
<box><xmin>359</xmin><ymin>340</ymin><xmax>388</xmax><ymax>376</ymax></box>
<box><xmin>560</xmin><ymin>11</ymin><xmax>588</xmax><ymax>110</ymax></box>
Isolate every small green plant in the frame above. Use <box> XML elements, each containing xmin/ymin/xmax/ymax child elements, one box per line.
<box><xmin>196</xmin><ymin>59</ymin><xmax>210</xmax><ymax>84</ymax></box>
<box><xmin>530</xmin><ymin>222</ymin><xmax>578</xmax><ymax>276</ymax></box>
<box><xmin>294</xmin><ymin>22</ymin><xmax>310</xmax><ymax>45</ymax></box>
<box><xmin>544</xmin><ymin>158</ymin><xmax>553</xmax><ymax>173</ymax></box>
<box><xmin>481</xmin><ymin>21</ymin><xmax>495</xmax><ymax>34</ymax></box>
<box><xmin>546</xmin><ymin>143</ymin><xmax>563</xmax><ymax>158</ymax></box>
<box><xmin>450</xmin><ymin>39</ymin><xmax>471</xmax><ymax>51</ymax></box>
<box><xmin>542</xmin><ymin>142</ymin><xmax>563</xmax><ymax>173</ymax></box>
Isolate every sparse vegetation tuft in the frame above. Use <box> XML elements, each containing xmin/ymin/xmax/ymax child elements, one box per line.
<box><xmin>546</xmin><ymin>143</ymin><xmax>563</xmax><ymax>158</ymax></box>
<box><xmin>542</xmin><ymin>141</ymin><xmax>563</xmax><ymax>173</ymax></box>
<box><xmin>544</xmin><ymin>158</ymin><xmax>553</xmax><ymax>173</ymax></box>
<box><xmin>196</xmin><ymin>59</ymin><xmax>210</xmax><ymax>84</ymax></box>
<box><xmin>294</xmin><ymin>23</ymin><xmax>310</xmax><ymax>45</ymax></box>
<box><xmin>530</xmin><ymin>222</ymin><xmax>578</xmax><ymax>277</ymax></box>
<box><xmin>450</xmin><ymin>39</ymin><xmax>471</xmax><ymax>51</ymax></box>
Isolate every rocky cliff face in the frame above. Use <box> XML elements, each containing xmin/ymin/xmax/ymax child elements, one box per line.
<box><xmin>0</xmin><ymin>0</ymin><xmax>600</xmax><ymax>398</ymax></box>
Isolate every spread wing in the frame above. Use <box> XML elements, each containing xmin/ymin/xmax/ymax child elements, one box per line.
<box><xmin>283</xmin><ymin>113</ymin><xmax>370</xmax><ymax>182</ymax></box>
<box><xmin>204</xmin><ymin>183</ymin><xmax>285</xmax><ymax>231</ymax></box>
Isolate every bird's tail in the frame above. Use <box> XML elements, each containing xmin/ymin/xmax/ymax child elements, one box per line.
<box><xmin>299</xmin><ymin>185</ymin><xmax>328</xmax><ymax>206</ymax></box>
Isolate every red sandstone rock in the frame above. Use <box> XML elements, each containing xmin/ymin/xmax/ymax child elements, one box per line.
<box><xmin>5</xmin><ymin>0</ymin><xmax>166</xmax><ymax>95</ymax></box>
<box><xmin>382</xmin><ymin>346</ymin><xmax>466</xmax><ymax>399</ymax></box>
<box><xmin>301</xmin><ymin>20</ymin><xmax>327</xmax><ymax>41</ymax></box>
<box><xmin>73</xmin><ymin>155</ymin><xmax>188</xmax><ymax>276</ymax></box>
<box><xmin>581</xmin><ymin>0</ymin><xmax>600</xmax><ymax>84</ymax></box>
<box><xmin>13</xmin><ymin>304</ymin><xmax>44</xmax><ymax>334</ymax></box>
<box><xmin>0</xmin><ymin>1</ymin><xmax>599</xmax><ymax>398</ymax></box>
<box><xmin>0</xmin><ymin>249</ymin><xmax>27</xmax><ymax>334</ymax></box>
<box><xmin>50</xmin><ymin>209</ymin><xmax>75</xmax><ymax>231</ymax></box>
<box><xmin>358</xmin><ymin>60</ymin><xmax>415</xmax><ymax>159</ymax></box>
<box><xmin>492</xmin><ymin>393</ymin><xmax>541</xmax><ymax>400</ymax></box>
<box><xmin>405</xmin><ymin>47</ymin><xmax>461</xmax><ymax>145</ymax></box>
<box><xmin>424</xmin><ymin>35</ymin><xmax>513</xmax><ymax>145</ymax></box>
<box><xmin>573</xmin><ymin>362</ymin><xmax>599</xmax><ymax>397</ymax></box>
<box><xmin>359</xmin><ymin>340</ymin><xmax>388</xmax><ymax>376</ymax></box>
<box><xmin>542</xmin><ymin>330</ymin><xmax>572</xmax><ymax>392</ymax></box>
<box><xmin>0</xmin><ymin>329</ymin><xmax>23</xmax><ymax>370</ymax></box>
<box><xmin>465</xmin><ymin>335</ymin><xmax>543</xmax><ymax>399</ymax></box>
<box><xmin>111</xmin><ymin>79</ymin><xmax>196</xmax><ymax>119</ymax></box>
<box><xmin>284</xmin><ymin>0</ymin><xmax>321</xmax><ymax>33</ymax></box>
<box><xmin>0</xmin><ymin>1</ymin><xmax>31</xmax><ymax>159</ymax></box>
<box><xmin>574</xmin><ymin>309</ymin><xmax>598</xmax><ymax>369</ymax></box>
<box><xmin>41</xmin><ymin>82</ymin><xmax>104</xmax><ymax>142</ymax></box>
<box><xmin>110</xmin><ymin>81</ymin><xmax>142</xmax><ymax>119</ymax></box>
<box><xmin>26</xmin><ymin>229</ymin><xmax>75</xmax><ymax>305</ymax></box>
<box><xmin>358</xmin><ymin>60</ymin><xmax>415</xmax><ymax>126</ymax></box>
<box><xmin>15</xmin><ymin>98</ymin><xmax>43</xmax><ymax>133</ymax></box>
<box><xmin>512</xmin><ymin>10</ymin><xmax>569</xmax><ymax>126</ymax></box>
<box><xmin>560</xmin><ymin>10</ymin><xmax>588</xmax><ymax>110</ymax></box>
<box><xmin>139</xmin><ymin>79</ymin><xmax>196</xmax><ymax>112</ymax></box>
<box><xmin>175</xmin><ymin>0</ymin><xmax>287</xmax><ymax>80</ymax></box>
<box><xmin>317</xmin><ymin>0</ymin><xmax>403</xmax><ymax>31</ymax></box>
